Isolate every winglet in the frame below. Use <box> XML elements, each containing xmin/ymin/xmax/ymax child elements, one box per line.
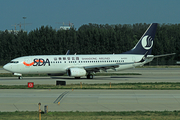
<box><xmin>66</xmin><ymin>50</ymin><xmax>70</xmax><ymax>55</ymax></box>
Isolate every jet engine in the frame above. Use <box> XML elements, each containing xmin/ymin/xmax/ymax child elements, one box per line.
<box><xmin>67</xmin><ymin>68</ymin><xmax>86</xmax><ymax>77</ymax></box>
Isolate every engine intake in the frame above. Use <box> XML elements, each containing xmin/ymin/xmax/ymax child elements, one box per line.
<box><xmin>67</xmin><ymin>68</ymin><xmax>86</xmax><ymax>77</ymax></box>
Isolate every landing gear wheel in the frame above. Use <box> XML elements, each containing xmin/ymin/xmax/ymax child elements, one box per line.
<box><xmin>18</xmin><ymin>76</ymin><xmax>22</xmax><ymax>79</ymax></box>
<box><xmin>87</xmin><ymin>74</ymin><xmax>93</xmax><ymax>79</ymax></box>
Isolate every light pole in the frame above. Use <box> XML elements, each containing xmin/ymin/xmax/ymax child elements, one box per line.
<box><xmin>23</xmin><ymin>17</ymin><xmax>26</xmax><ymax>30</ymax></box>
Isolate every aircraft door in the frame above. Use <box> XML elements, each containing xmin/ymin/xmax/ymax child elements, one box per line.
<box><xmin>77</xmin><ymin>60</ymin><xmax>81</xmax><ymax>65</ymax></box>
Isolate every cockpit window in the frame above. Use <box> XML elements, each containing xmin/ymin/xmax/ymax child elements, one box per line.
<box><xmin>10</xmin><ymin>61</ymin><xmax>19</xmax><ymax>63</ymax></box>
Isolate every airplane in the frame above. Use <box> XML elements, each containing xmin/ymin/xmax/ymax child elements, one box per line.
<box><xmin>3</xmin><ymin>23</ymin><xmax>175</xmax><ymax>79</ymax></box>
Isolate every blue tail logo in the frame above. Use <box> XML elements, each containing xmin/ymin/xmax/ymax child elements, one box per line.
<box><xmin>141</xmin><ymin>35</ymin><xmax>153</xmax><ymax>50</ymax></box>
<box><xmin>122</xmin><ymin>23</ymin><xmax>157</xmax><ymax>55</ymax></box>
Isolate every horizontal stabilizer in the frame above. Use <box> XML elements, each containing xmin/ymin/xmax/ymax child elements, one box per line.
<box><xmin>147</xmin><ymin>53</ymin><xmax>176</xmax><ymax>58</ymax></box>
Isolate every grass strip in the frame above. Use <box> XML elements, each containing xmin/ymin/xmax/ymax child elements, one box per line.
<box><xmin>1</xmin><ymin>82</ymin><xmax>180</xmax><ymax>89</ymax></box>
<box><xmin>0</xmin><ymin>111</ymin><xmax>180</xmax><ymax>120</ymax></box>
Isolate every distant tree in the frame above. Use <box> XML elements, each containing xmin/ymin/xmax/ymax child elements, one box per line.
<box><xmin>0</xmin><ymin>23</ymin><xmax>179</xmax><ymax>65</ymax></box>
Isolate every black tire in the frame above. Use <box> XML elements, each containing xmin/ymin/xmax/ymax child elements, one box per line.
<box><xmin>90</xmin><ymin>74</ymin><xmax>93</xmax><ymax>79</ymax></box>
<box><xmin>87</xmin><ymin>75</ymin><xmax>90</xmax><ymax>79</ymax></box>
<box><xmin>87</xmin><ymin>74</ymin><xmax>93</xmax><ymax>79</ymax></box>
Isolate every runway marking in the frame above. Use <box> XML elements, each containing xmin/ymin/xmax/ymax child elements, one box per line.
<box><xmin>54</xmin><ymin>91</ymin><xmax>69</xmax><ymax>103</ymax></box>
<box><xmin>13</xmin><ymin>104</ymin><xmax>19</xmax><ymax>111</ymax></box>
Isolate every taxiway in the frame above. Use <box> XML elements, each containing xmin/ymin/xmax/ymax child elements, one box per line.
<box><xmin>0</xmin><ymin>68</ymin><xmax>179</xmax><ymax>85</ymax></box>
<box><xmin>0</xmin><ymin>68</ymin><xmax>180</xmax><ymax>112</ymax></box>
<box><xmin>1</xmin><ymin>89</ymin><xmax>180</xmax><ymax>112</ymax></box>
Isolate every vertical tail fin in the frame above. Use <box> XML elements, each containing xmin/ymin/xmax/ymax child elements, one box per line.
<box><xmin>123</xmin><ymin>23</ymin><xmax>157</xmax><ymax>55</ymax></box>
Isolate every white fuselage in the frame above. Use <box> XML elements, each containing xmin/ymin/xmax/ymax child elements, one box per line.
<box><xmin>3</xmin><ymin>54</ymin><xmax>145</xmax><ymax>75</ymax></box>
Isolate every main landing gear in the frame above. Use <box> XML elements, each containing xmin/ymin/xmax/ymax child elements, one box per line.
<box><xmin>18</xmin><ymin>76</ymin><xmax>23</xmax><ymax>79</ymax></box>
<box><xmin>87</xmin><ymin>74</ymin><xmax>93</xmax><ymax>79</ymax></box>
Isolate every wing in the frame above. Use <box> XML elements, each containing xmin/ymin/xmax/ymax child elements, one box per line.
<box><xmin>84</xmin><ymin>62</ymin><xmax>134</xmax><ymax>73</ymax></box>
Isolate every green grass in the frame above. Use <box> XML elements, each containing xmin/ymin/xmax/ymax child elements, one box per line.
<box><xmin>1</xmin><ymin>82</ymin><xmax>180</xmax><ymax>90</ymax></box>
<box><xmin>0</xmin><ymin>111</ymin><xmax>180</xmax><ymax>120</ymax></box>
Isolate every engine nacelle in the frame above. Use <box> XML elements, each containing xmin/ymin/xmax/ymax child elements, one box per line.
<box><xmin>67</xmin><ymin>68</ymin><xmax>86</xmax><ymax>77</ymax></box>
<box><xmin>14</xmin><ymin>73</ymin><xmax>22</xmax><ymax>76</ymax></box>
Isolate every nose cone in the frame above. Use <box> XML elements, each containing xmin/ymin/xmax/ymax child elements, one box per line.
<box><xmin>3</xmin><ymin>64</ymin><xmax>11</xmax><ymax>72</ymax></box>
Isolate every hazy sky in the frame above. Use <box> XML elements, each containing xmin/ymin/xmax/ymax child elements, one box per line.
<box><xmin>0</xmin><ymin>0</ymin><xmax>180</xmax><ymax>31</ymax></box>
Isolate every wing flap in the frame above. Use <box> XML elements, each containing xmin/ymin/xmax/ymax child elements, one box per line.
<box><xmin>84</xmin><ymin>62</ymin><xmax>134</xmax><ymax>72</ymax></box>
